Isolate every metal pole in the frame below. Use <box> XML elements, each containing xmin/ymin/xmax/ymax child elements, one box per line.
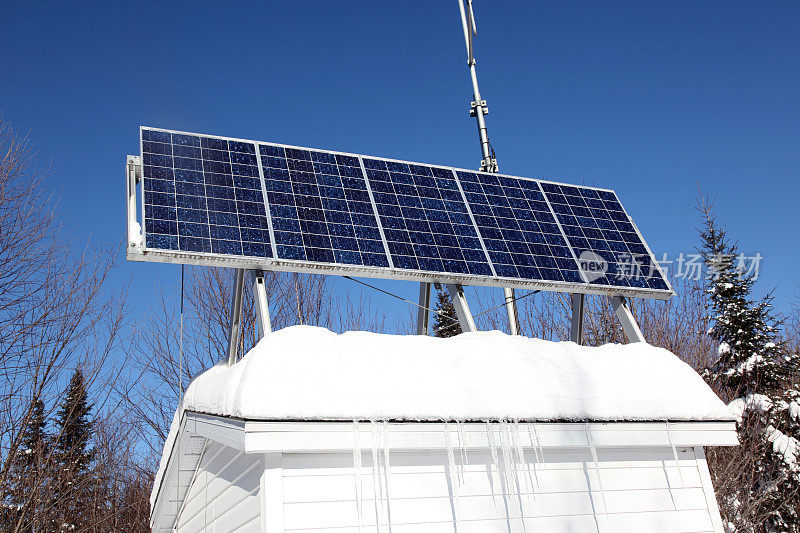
<box><xmin>458</xmin><ymin>0</ymin><xmax>497</xmax><ymax>173</ymax></box>
<box><xmin>610</xmin><ymin>295</ymin><xmax>645</xmax><ymax>343</ymax></box>
<box><xmin>570</xmin><ymin>293</ymin><xmax>585</xmax><ymax>344</ymax></box>
<box><xmin>457</xmin><ymin>0</ymin><xmax>518</xmax><ymax>334</ymax></box>
<box><xmin>252</xmin><ymin>269</ymin><xmax>272</xmax><ymax>340</ymax></box>
<box><xmin>505</xmin><ymin>288</ymin><xmax>520</xmax><ymax>335</ymax></box>
<box><xmin>226</xmin><ymin>268</ymin><xmax>246</xmax><ymax>365</ymax></box>
<box><xmin>446</xmin><ymin>283</ymin><xmax>477</xmax><ymax>333</ymax></box>
<box><xmin>416</xmin><ymin>282</ymin><xmax>432</xmax><ymax>335</ymax></box>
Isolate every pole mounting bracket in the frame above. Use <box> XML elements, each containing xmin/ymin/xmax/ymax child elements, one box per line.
<box><xmin>480</xmin><ymin>157</ymin><xmax>499</xmax><ymax>173</ymax></box>
<box><xmin>469</xmin><ymin>99</ymin><xmax>489</xmax><ymax>117</ymax></box>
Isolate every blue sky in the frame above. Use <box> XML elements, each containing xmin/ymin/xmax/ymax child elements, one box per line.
<box><xmin>1</xmin><ymin>1</ymin><xmax>798</xmax><ymax>325</ymax></box>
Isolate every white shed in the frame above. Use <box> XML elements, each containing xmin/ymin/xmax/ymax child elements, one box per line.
<box><xmin>150</xmin><ymin>326</ymin><xmax>737</xmax><ymax>533</ymax></box>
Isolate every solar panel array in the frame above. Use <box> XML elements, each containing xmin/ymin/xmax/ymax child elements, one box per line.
<box><xmin>138</xmin><ymin>127</ymin><xmax>671</xmax><ymax>297</ymax></box>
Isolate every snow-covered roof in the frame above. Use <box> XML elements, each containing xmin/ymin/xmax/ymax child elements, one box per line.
<box><xmin>182</xmin><ymin>325</ymin><xmax>733</xmax><ymax>423</ymax></box>
<box><xmin>152</xmin><ymin>326</ymin><xmax>735</xmax><ymax>510</ymax></box>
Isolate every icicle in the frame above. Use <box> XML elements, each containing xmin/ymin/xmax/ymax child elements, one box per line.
<box><xmin>501</xmin><ymin>421</ymin><xmax>524</xmax><ymax>522</ymax></box>
<box><xmin>457</xmin><ymin>421</ymin><xmax>470</xmax><ymax>479</ymax></box>
<box><xmin>665</xmin><ymin>421</ymin><xmax>685</xmax><ymax>487</ymax></box>
<box><xmin>486</xmin><ymin>422</ymin><xmax>501</xmax><ymax>512</ymax></box>
<box><xmin>382</xmin><ymin>421</ymin><xmax>393</xmax><ymax>530</ymax></box>
<box><xmin>514</xmin><ymin>421</ymin><xmax>535</xmax><ymax>507</ymax></box>
<box><xmin>526</xmin><ymin>423</ymin><xmax>541</xmax><ymax>490</ymax></box>
<box><xmin>353</xmin><ymin>421</ymin><xmax>364</xmax><ymax>532</ymax></box>
<box><xmin>585</xmin><ymin>422</ymin><xmax>609</xmax><ymax>519</ymax></box>
<box><xmin>532</xmin><ymin>423</ymin><xmax>545</xmax><ymax>464</ymax></box>
<box><xmin>500</xmin><ymin>421</ymin><xmax>515</xmax><ymax>491</ymax></box>
<box><xmin>445</xmin><ymin>422</ymin><xmax>460</xmax><ymax>519</ymax></box>
<box><xmin>487</xmin><ymin>422</ymin><xmax>500</xmax><ymax>471</ymax></box>
<box><xmin>511</xmin><ymin>421</ymin><xmax>535</xmax><ymax>520</ymax></box>
<box><xmin>371</xmin><ymin>421</ymin><xmax>384</xmax><ymax>532</ymax></box>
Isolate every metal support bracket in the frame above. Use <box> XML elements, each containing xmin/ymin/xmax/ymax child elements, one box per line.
<box><xmin>610</xmin><ymin>295</ymin><xmax>645</xmax><ymax>343</ymax></box>
<box><xmin>479</xmin><ymin>157</ymin><xmax>499</xmax><ymax>173</ymax></box>
<box><xmin>504</xmin><ymin>287</ymin><xmax>520</xmax><ymax>335</ymax></box>
<box><xmin>251</xmin><ymin>269</ymin><xmax>272</xmax><ymax>341</ymax></box>
<box><xmin>416</xmin><ymin>282</ymin><xmax>431</xmax><ymax>335</ymax></box>
<box><xmin>469</xmin><ymin>99</ymin><xmax>489</xmax><ymax>116</ymax></box>
<box><xmin>226</xmin><ymin>268</ymin><xmax>246</xmax><ymax>365</ymax></box>
<box><xmin>570</xmin><ymin>293</ymin><xmax>585</xmax><ymax>344</ymax></box>
<box><xmin>446</xmin><ymin>283</ymin><xmax>477</xmax><ymax>333</ymax></box>
<box><xmin>125</xmin><ymin>155</ymin><xmax>143</xmax><ymax>253</ymax></box>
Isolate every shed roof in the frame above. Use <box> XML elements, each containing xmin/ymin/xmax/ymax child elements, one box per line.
<box><xmin>182</xmin><ymin>325</ymin><xmax>731</xmax><ymax>423</ymax></box>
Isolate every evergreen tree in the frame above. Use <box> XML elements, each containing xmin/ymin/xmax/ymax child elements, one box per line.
<box><xmin>699</xmin><ymin>199</ymin><xmax>800</xmax><ymax>531</ymax></box>
<box><xmin>1</xmin><ymin>399</ymin><xmax>50</xmax><ymax>531</ymax></box>
<box><xmin>54</xmin><ymin>369</ymin><xmax>94</xmax><ymax>531</ymax></box>
<box><xmin>432</xmin><ymin>286</ymin><xmax>462</xmax><ymax>338</ymax></box>
<box><xmin>20</xmin><ymin>399</ymin><xmax>47</xmax><ymax>465</ymax></box>
<box><xmin>55</xmin><ymin>370</ymin><xmax>94</xmax><ymax>471</ymax></box>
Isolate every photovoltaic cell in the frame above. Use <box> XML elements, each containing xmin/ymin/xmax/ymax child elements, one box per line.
<box><xmin>363</xmin><ymin>158</ymin><xmax>493</xmax><ymax>277</ymax></box>
<box><xmin>141</xmin><ymin>129</ymin><xmax>272</xmax><ymax>258</ymax></box>
<box><xmin>259</xmin><ymin>145</ymin><xmax>389</xmax><ymax>268</ymax></box>
<box><xmin>456</xmin><ymin>171</ymin><xmax>583</xmax><ymax>284</ymax></box>
<box><xmin>540</xmin><ymin>182</ymin><xmax>669</xmax><ymax>291</ymax></box>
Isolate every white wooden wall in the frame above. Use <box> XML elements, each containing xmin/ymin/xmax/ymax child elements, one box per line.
<box><xmin>267</xmin><ymin>445</ymin><xmax>723</xmax><ymax>533</ymax></box>
<box><xmin>176</xmin><ymin>440</ymin><xmax>262</xmax><ymax>533</ymax></box>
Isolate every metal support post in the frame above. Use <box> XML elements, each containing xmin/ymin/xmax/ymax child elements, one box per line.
<box><xmin>125</xmin><ymin>155</ymin><xmax>142</xmax><ymax>252</ymax></box>
<box><xmin>251</xmin><ymin>270</ymin><xmax>272</xmax><ymax>341</ymax></box>
<box><xmin>446</xmin><ymin>283</ymin><xmax>477</xmax><ymax>333</ymax></box>
<box><xmin>504</xmin><ymin>287</ymin><xmax>520</xmax><ymax>335</ymax></box>
<box><xmin>570</xmin><ymin>293</ymin><xmax>585</xmax><ymax>344</ymax></box>
<box><xmin>226</xmin><ymin>268</ymin><xmax>246</xmax><ymax>365</ymax></box>
<box><xmin>416</xmin><ymin>282</ymin><xmax>431</xmax><ymax>335</ymax></box>
<box><xmin>610</xmin><ymin>295</ymin><xmax>645</xmax><ymax>343</ymax></box>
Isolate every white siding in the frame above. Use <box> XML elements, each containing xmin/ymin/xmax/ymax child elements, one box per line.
<box><xmin>177</xmin><ymin>441</ymin><xmax>261</xmax><ymax>533</ymax></box>
<box><xmin>274</xmin><ymin>446</ymin><xmax>720</xmax><ymax>533</ymax></box>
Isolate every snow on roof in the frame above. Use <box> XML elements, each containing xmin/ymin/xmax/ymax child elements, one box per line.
<box><xmin>181</xmin><ymin>325</ymin><xmax>733</xmax><ymax>423</ymax></box>
<box><xmin>152</xmin><ymin>326</ymin><xmax>734</xmax><ymax>507</ymax></box>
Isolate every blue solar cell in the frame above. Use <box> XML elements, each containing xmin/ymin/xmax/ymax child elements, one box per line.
<box><xmin>259</xmin><ymin>144</ymin><xmax>389</xmax><ymax>268</ymax></box>
<box><xmin>540</xmin><ymin>182</ymin><xmax>667</xmax><ymax>290</ymax></box>
<box><xmin>141</xmin><ymin>129</ymin><xmax>272</xmax><ymax>258</ymax></box>
<box><xmin>456</xmin><ymin>171</ymin><xmax>583</xmax><ymax>284</ymax></box>
<box><xmin>363</xmin><ymin>159</ymin><xmax>493</xmax><ymax>277</ymax></box>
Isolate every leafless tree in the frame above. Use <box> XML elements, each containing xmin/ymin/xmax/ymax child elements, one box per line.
<box><xmin>0</xmin><ymin>118</ymin><xmax>132</xmax><ymax>531</ymax></box>
<box><xmin>123</xmin><ymin>266</ymin><xmax>387</xmax><ymax>456</ymax></box>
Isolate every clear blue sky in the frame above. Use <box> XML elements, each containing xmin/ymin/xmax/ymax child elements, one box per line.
<box><xmin>1</xmin><ymin>1</ymin><xmax>798</xmax><ymax>323</ymax></box>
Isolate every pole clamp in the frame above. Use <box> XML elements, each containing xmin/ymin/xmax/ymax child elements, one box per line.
<box><xmin>480</xmin><ymin>157</ymin><xmax>499</xmax><ymax>173</ymax></box>
<box><xmin>469</xmin><ymin>99</ymin><xmax>489</xmax><ymax>117</ymax></box>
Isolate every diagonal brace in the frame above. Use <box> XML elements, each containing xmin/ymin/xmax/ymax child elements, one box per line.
<box><xmin>610</xmin><ymin>295</ymin><xmax>645</xmax><ymax>343</ymax></box>
<box><xmin>226</xmin><ymin>268</ymin><xmax>246</xmax><ymax>365</ymax></box>
<box><xmin>251</xmin><ymin>269</ymin><xmax>272</xmax><ymax>340</ymax></box>
<box><xmin>446</xmin><ymin>283</ymin><xmax>477</xmax><ymax>333</ymax></box>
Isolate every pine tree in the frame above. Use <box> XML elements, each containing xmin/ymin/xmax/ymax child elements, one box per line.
<box><xmin>432</xmin><ymin>286</ymin><xmax>462</xmax><ymax>338</ymax></box>
<box><xmin>2</xmin><ymin>399</ymin><xmax>50</xmax><ymax>531</ymax></box>
<box><xmin>698</xmin><ymin>199</ymin><xmax>800</xmax><ymax>531</ymax></box>
<box><xmin>54</xmin><ymin>369</ymin><xmax>94</xmax><ymax>531</ymax></box>
<box><xmin>20</xmin><ymin>399</ymin><xmax>47</xmax><ymax>465</ymax></box>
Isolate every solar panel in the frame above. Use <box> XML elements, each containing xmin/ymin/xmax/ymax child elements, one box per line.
<box><xmin>540</xmin><ymin>182</ymin><xmax>669</xmax><ymax>291</ymax></box>
<box><xmin>133</xmin><ymin>127</ymin><xmax>671</xmax><ymax>299</ymax></box>
<box><xmin>455</xmin><ymin>171</ymin><xmax>583</xmax><ymax>284</ymax></box>
<box><xmin>142</xmin><ymin>130</ymin><xmax>272</xmax><ymax>259</ymax></box>
<box><xmin>363</xmin><ymin>158</ymin><xmax>492</xmax><ymax>277</ymax></box>
<box><xmin>259</xmin><ymin>145</ymin><xmax>389</xmax><ymax>268</ymax></box>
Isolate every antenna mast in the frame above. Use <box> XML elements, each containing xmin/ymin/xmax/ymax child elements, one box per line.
<box><xmin>456</xmin><ymin>0</ymin><xmax>520</xmax><ymax>335</ymax></box>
